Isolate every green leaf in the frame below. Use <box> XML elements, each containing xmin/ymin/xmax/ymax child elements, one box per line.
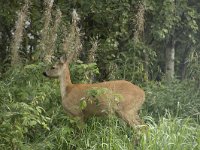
<box><xmin>29</xmin><ymin>120</ymin><xmax>37</xmax><ymax>126</ymax></box>
<box><xmin>80</xmin><ymin>99</ymin><xmax>87</xmax><ymax>110</ymax></box>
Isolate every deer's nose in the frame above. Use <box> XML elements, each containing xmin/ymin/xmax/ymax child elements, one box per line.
<box><xmin>43</xmin><ymin>72</ymin><xmax>48</xmax><ymax>77</ymax></box>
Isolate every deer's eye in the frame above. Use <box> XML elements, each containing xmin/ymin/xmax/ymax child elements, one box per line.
<box><xmin>51</xmin><ymin>66</ymin><xmax>56</xmax><ymax>69</ymax></box>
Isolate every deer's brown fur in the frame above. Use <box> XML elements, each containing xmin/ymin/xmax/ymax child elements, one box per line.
<box><xmin>43</xmin><ymin>57</ymin><xmax>145</xmax><ymax>127</ymax></box>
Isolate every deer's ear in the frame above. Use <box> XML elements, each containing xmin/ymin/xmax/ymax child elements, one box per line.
<box><xmin>60</xmin><ymin>55</ymin><xmax>67</xmax><ymax>63</ymax></box>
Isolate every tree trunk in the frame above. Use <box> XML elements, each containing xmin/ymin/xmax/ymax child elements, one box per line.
<box><xmin>179</xmin><ymin>45</ymin><xmax>191</xmax><ymax>80</ymax></box>
<box><xmin>165</xmin><ymin>37</ymin><xmax>175</xmax><ymax>79</ymax></box>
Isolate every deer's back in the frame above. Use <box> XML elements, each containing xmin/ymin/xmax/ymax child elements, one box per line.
<box><xmin>62</xmin><ymin>80</ymin><xmax>145</xmax><ymax>117</ymax></box>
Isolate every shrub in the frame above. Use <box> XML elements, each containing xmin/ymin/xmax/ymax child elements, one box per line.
<box><xmin>140</xmin><ymin>116</ymin><xmax>200</xmax><ymax>150</ymax></box>
<box><xmin>0</xmin><ymin>63</ymin><xmax>199</xmax><ymax>149</ymax></box>
<box><xmin>144</xmin><ymin>79</ymin><xmax>200</xmax><ymax>122</ymax></box>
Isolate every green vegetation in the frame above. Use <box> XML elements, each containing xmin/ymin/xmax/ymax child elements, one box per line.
<box><xmin>0</xmin><ymin>64</ymin><xmax>199</xmax><ymax>150</ymax></box>
<box><xmin>0</xmin><ymin>0</ymin><xmax>200</xmax><ymax>149</ymax></box>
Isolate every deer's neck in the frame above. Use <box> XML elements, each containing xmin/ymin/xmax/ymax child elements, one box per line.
<box><xmin>59</xmin><ymin>65</ymin><xmax>72</xmax><ymax>99</ymax></box>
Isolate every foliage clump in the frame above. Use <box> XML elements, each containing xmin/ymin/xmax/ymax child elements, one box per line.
<box><xmin>0</xmin><ymin>64</ymin><xmax>199</xmax><ymax>149</ymax></box>
<box><xmin>0</xmin><ymin>0</ymin><xmax>200</xmax><ymax>149</ymax></box>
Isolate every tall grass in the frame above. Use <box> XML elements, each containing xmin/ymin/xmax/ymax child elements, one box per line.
<box><xmin>44</xmin><ymin>8</ymin><xmax>62</xmax><ymax>62</ymax></box>
<box><xmin>37</xmin><ymin>0</ymin><xmax>63</xmax><ymax>63</ymax></box>
<box><xmin>37</xmin><ymin>0</ymin><xmax>53</xmax><ymax>61</ymax></box>
<box><xmin>63</xmin><ymin>9</ymin><xmax>82</xmax><ymax>62</ymax></box>
<box><xmin>144</xmin><ymin>80</ymin><xmax>200</xmax><ymax>122</ymax></box>
<box><xmin>10</xmin><ymin>0</ymin><xmax>29</xmax><ymax>67</ymax></box>
<box><xmin>0</xmin><ymin>63</ymin><xmax>199</xmax><ymax>150</ymax></box>
<box><xmin>88</xmin><ymin>40</ymin><xmax>98</xmax><ymax>63</ymax></box>
<box><xmin>2</xmin><ymin>1</ymin><xmax>200</xmax><ymax>150</ymax></box>
<box><xmin>133</xmin><ymin>1</ymin><xmax>145</xmax><ymax>42</ymax></box>
<box><xmin>140</xmin><ymin>116</ymin><xmax>199</xmax><ymax>150</ymax></box>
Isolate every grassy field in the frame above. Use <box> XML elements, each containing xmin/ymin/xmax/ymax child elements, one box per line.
<box><xmin>0</xmin><ymin>64</ymin><xmax>199</xmax><ymax>150</ymax></box>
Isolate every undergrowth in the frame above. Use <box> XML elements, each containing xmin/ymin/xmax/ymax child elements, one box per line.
<box><xmin>0</xmin><ymin>63</ymin><xmax>199</xmax><ymax>150</ymax></box>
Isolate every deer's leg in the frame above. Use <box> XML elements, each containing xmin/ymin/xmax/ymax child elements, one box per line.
<box><xmin>116</xmin><ymin>109</ymin><xmax>142</xmax><ymax>127</ymax></box>
<box><xmin>135</xmin><ymin>113</ymin><xmax>143</xmax><ymax>125</ymax></box>
<box><xmin>63</xmin><ymin>106</ymin><xmax>86</xmax><ymax>128</ymax></box>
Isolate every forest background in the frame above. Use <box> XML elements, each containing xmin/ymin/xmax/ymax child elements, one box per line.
<box><xmin>0</xmin><ymin>0</ymin><xmax>199</xmax><ymax>149</ymax></box>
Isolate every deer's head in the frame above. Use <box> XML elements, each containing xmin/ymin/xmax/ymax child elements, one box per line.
<box><xmin>43</xmin><ymin>56</ymin><xmax>68</xmax><ymax>78</ymax></box>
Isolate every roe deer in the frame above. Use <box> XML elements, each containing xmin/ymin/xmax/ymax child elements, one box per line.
<box><xmin>43</xmin><ymin>56</ymin><xmax>145</xmax><ymax>127</ymax></box>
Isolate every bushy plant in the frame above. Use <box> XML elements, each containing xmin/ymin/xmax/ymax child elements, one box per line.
<box><xmin>0</xmin><ymin>62</ymin><xmax>102</xmax><ymax>149</ymax></box>
<box><xmin>70</xmin><ymin>62</ymin><xmax>99</xmax><ymax>83</ymax></box>
<box><xmin>0</xmin><ymin>63</ymin><xmax>60</xmax><ymax>149</ymax></box>
<box><xmin>0</xmin><ymin>63</ymin><xmax>200</xmax><ymax>150</ymax></box>
<box><xmin>99</xmin><ymin>40</ymin><xmax>157</xmax><ymax>84</ymax></box>
<box><xmin>140</xmin><ymin>116</ymin><xmax>200</xmax><ymax>150</ymax></box>
<box><xmin>144</xmin><ymin>79</ymin><xmax>200</xmax><ymax>122</ymax></box>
